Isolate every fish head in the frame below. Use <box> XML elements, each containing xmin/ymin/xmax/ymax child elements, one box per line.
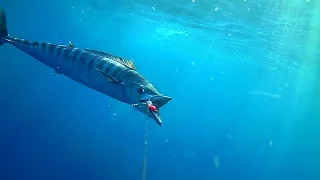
<box><xmin>127</xmin><ymin>76</ymin><xmax>172</xmax><ymax>126</ymax></box>
<box><xmin>133</xmin><ymin>94</ymin><xmax>172</xmax><ymax>126</ymax></box>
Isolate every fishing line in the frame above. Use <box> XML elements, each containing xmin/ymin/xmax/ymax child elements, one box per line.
<box><xmin>142</xmin><ymin>119</ymin><xmax>149</xmax><ymax>180</ymax></box>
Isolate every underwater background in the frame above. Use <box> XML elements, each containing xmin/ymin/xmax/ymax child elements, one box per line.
<box><xmin>0</xmin><ymin>0</ymin><xmax>319</xmax><ymax>180</ymax></box>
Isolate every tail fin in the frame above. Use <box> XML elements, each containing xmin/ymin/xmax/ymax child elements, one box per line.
<box><xmin>0</xmin><ymin>8</ymin><xmax>8</xmax><ymax>46</ymax></box>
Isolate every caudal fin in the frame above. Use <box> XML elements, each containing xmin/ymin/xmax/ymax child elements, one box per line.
<box><xmin>0</xmin><ymin>8</ymin><xmax>8</xmax><ymax>46</ymax></box>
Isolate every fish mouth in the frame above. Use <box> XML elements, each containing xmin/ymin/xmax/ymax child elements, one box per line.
<box><xmin>147</xmin><ymin>100</ymin><xmax>163</xmax><ymax>126</ymax></box>
<box><xmin>134</xmin><ymin>95</ymin><xmax>172</xmax><ymax>126</ymax></box>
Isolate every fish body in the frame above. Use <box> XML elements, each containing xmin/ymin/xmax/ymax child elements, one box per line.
<box><xmin>0</xmin><ymin>8</ymin><xmax>171</xmax><ymax>126</ymax></box>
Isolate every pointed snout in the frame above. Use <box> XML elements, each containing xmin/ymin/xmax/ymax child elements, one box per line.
<box><xmin>150</xmin><ymin>95</ymin><xmax>172</xmax><ymax>108</ymax></box>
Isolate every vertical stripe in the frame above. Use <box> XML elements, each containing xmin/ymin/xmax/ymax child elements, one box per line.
<box><xmin>55</xmin><ymin>46</ymin><xmax>63</xmax><ymax>56</ymax></box>
<box><xmin>41</xmin><ymin>42</ymin><xmax>47</xmax><ymax>51</ymax></box>
<box><xmin>78</xmin><ymin>52</ymin><xmax>89</xmax><ymax>67</ymax></box>
<box><xmin>115</xmin><ymin>67</ymin><xmax>130</xmax><ymax>80</ymax></box>
<box><xmin>58</xmin><ymin>47</ymin><xmax>66</xmax><ymax>59</ymax></box>
<box><xmin>86</xmin><ymin>54</ymin><xmax>96</xmax><ymax>70</ymax></box>
<box><xmin>62</xmin><ymin>48</ymin><xmax>72</xmax><ymax>59</ymax></box>
<box><xmin>69</xmin><ymin>48</ymin><xmax>77</xmax><ymax>64</ymax></box>
<box><xmin>108</xmin><ymin>62</ymin><xmax>120</xmax><ymax>76</ymax></box>
<box><xmin>104</xmin><ymin>60</ymin><xmax>113</xmax><ymax>74</ymax></box>
<box><xmin>75</xmin><ymin>50</ymin><xmax>84</xmax><ymax>66</ymax></box>
<box><xmin>59</xmin><ymin>48</ymin><xmax>66</xmax><ymax>60</ymax></box>
<box><xmin>14</xmin><ymin>38</ymin><xmax>22</xmax><ymax>43</ymax></box>
<box><xmin>21</xmin><ymin>39</ymin><xmax>31</xmax><ymax>45</ymax></box>
<box><xmin>110</xmin><ymin>64</ymin><xmax>125</xmax><ymax>80</ymax></box>
<box><xmin>54</xmin><ymin>46</ymin><xmax>65</xmax><ymax>66</ymax></box>
<box><xmin>32</xmin><ymin>41</ymin><xmax>40</xmax><ymax>48</ymax></box>
<box><xmin>71</xmin><ymin>49</ymin><xmax>79</xmax><ymax>65</ymax></box>
<box><xmin>96</xmin><ymin>58</ymin><xmax>105</xmax><ymax>70</ymax></box>
<box><xmin>100</xmin><ymin>59</ymin><xmax>109</xmax><ymax>73</ymax></box>
<box><xmin>48</xmin><ymin>44</ymin><xmax>55</xmax><ymax>53</ymax></box>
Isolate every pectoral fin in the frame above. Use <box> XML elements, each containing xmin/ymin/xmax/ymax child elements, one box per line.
<box><xmin>52</xmin><ymin>67</ymin><xmax>62</xmax><ymax>75</ymax></box>
<box><xmin>52</xmin><ymin>70</ymin><xmax>60</xmax><ymax>75</ymax></box>
<box><xmin>95</xmin><ymin>68</ymin><xmax>123</xmax><ymax>84</ymax></box>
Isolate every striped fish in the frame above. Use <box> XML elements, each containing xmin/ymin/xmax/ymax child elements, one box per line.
<box><xmin>0</xmin><ymin>8</ymin><xmax>172</xmax><ymax>126</ymax></box>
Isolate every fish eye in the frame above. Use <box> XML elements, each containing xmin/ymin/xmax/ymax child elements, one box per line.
<box><xmin>138</xmin><ymin>86</ymin><xmax>145</xmax><ymax>94</ymax></box>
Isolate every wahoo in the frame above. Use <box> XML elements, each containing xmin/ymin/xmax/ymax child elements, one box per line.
<box><xmin>0</xmin><ymin>8</ymin><xmax>172</xmax><ymax>126</ymax></box>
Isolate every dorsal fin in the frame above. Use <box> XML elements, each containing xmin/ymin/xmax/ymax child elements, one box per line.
<box><xmin>84</xmin><ymin>48</ymin><xmax>136</xmax><ymax>70</ymax></box>
<box><xmin>68</xmin><ymin>41</ymin><xmax>74</xmax><ymax>47</ymax></box>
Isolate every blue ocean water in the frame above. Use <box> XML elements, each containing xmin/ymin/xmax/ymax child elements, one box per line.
<box><xmin>0</xmin><ymin>0</ymin><xmax>319</xmax><ymax>180</ymax></box>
